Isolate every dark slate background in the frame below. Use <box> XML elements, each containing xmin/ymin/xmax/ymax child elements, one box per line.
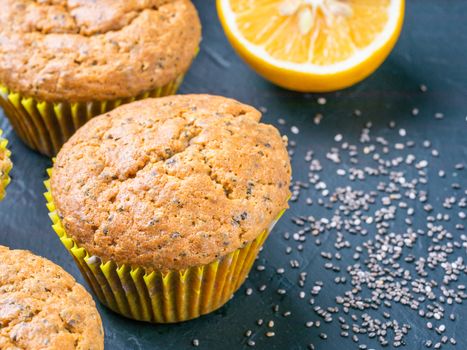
<box><xmin>0</xmin><ymin>1</ymin><xmax>466</xmax><ymax>349</ymax></box>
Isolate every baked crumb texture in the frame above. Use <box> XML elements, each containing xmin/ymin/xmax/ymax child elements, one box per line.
<box><xmin>0</xmin><ymin>246</ymin><xmax>104</xmax><ymax>350</ymax></box>
<box><xmin>51</xmin><ymin>95</ymin><xmax>291</xmax><ymax>271</ymax></box>
<box><xmin>47</xmin><ymin>94</ymin><xmax>291</xmax><ymax>322</ymax></box>
<box><xmin>0</xmin><ymin>0</ymin><xmax>201</xmax><ymax>156</ymax></box>
<box><xmin>0</xmin><ymin>0</ymin><xmax>201</xmax><ymax>101</ymax></box>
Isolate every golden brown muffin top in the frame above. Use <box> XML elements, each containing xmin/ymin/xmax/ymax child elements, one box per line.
<box><xmin>51</xmin><ymin>95</ymin><xmax>291</xmax><ymax>271</ymax></box>
<box><xmin>0</xmin><ymin>245</ymin><xmax>104</xmax><ymax>350</ymax></box>
<box><xmin>0</xmin><ymin>0</ymin><xmax>201</xmax><ymax>101</ymax></box>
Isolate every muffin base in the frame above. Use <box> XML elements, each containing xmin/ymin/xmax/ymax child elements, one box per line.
<box><xmin>0</xmin><ymin>130</ymin><xmax>12</xmax><ymax>201</ymax></box>
<box><xmin>0</xmin><ymin>76</ymin><xmax>183</xmax><ymax>157</ymax></box>
<box><xmin>44</xmin><ymin>169</ymin><xmax>286</xmax><ymax>323</ymax></box>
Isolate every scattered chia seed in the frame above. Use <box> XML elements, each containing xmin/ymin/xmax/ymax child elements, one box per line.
<box><xmin>247</xmin><ymin>339</ymin><xmax>256</xmax><ymax>347</ymax></box>
<box><xmin>317</xmin><ymin>97</ymin><xmax>327</xmax><ymax>105</ymax></box>
<box><xmin>291</xmin><ymin>126</ymin><xmax>300</xmax><ymax>134</ymax></box>
<box><xmin>334</xmin><ymin>134</ymin><xmax>343</xmax><ymax>142</ymax></box>
<box><xmin>313</xmin><ymin>113</ymin><xmax>323</xmax><ymax>125</ymax></box>
<box><xmin>249</xmin><ymin>107</ymin><xmax>465</xmax><ymax>349</ymax></box>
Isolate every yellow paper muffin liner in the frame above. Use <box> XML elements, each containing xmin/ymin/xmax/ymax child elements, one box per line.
<box><xmin>0</xmin><ymin>76</ymin><xmax>184</xmax><ymax>157</ymax></box>
<box><xmin>0</xmin><ymin>129</ymin><xmax>12</xmax><ymax>201</ymax></box>
<box><xmin>44</xmin><ymin>168</ymin><xmax>286</xmax><ymax>323</ymax></box>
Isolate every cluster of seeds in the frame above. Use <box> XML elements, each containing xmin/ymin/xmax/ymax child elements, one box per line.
<box><xmin>186</xmin><ymin>90</ymin><xmax>466</xmax><ymax>349</ymax></box>
<box><xmin>219</xmin><ymin>93</ymin><xmax>466</xmax><ymax>349</ymax></box>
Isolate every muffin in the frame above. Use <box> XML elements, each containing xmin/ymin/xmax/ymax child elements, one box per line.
<box><xmin>0</xmin><ymin>245</ymin><xmax>104</xmax><ymax>349</ymax></box>
<box><xmin>0</xmin><ymin>0</ymin><xmax>201</xmax><ymax>156</ymax></box>
<box><xmin>0</xmin><ymin>129</ymin><xmax>12</xmax><ymax>200</ymax></box>
<box><xmin>46</xmin><ymin>94</ymin><xmax>291</xmax><ymax>322</ymax></box>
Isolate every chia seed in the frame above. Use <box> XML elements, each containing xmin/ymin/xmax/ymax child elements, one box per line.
<box><xmin>247</xmin><ymin>339</ymin><xmax>256</xmax><ymax>347</ymax></box>
<box><xmin>252</xmin><ymin>107</ymin><xmax>465</xmax><ymax>349</ymax></box>
<box><xmin>317</xmin><ymin>97</ymin><xmax>327</xmax><ymax>105</ymax></box>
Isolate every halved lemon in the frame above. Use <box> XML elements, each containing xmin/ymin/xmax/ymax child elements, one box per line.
<box><xmin>217</xmin><ymin>0</ymin><xmax>404</xmax><ymax>92</ymax></box>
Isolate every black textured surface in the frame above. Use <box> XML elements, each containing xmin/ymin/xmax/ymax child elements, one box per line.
<box><xmin>0</xmin><ymin>1</ymin><xmax>466</xmax><ymax>349</ymax></box>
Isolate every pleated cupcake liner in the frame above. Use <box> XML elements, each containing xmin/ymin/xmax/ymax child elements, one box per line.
<box><xmin>0</xmin><ymin>129</ymin><xmax>12</xmax><ymax>201</ymax></box>
<box><xmin>0</xmin><ymin>75</ymin><xmax>183</xmax><ymax>157</ymax></box>
<box><xmin>44</xmin><ymin>168</ymin><xmax>286</xmax><ymax>323</ymax></box>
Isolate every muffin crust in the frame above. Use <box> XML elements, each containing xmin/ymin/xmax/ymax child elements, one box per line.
<box><xmin>0</xmin><ymin>0</ymin><xmax>201</xmax><ymax>101</ymax></box>
<box><xmin>0</xmin><ymin>245</ymin><xmax>104</xmax><ymax>350</ymax></box>
<box><xmin>51</xmin><ymin>95</ymin><xmax>291</xmax><ymax>271</ymax></box>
